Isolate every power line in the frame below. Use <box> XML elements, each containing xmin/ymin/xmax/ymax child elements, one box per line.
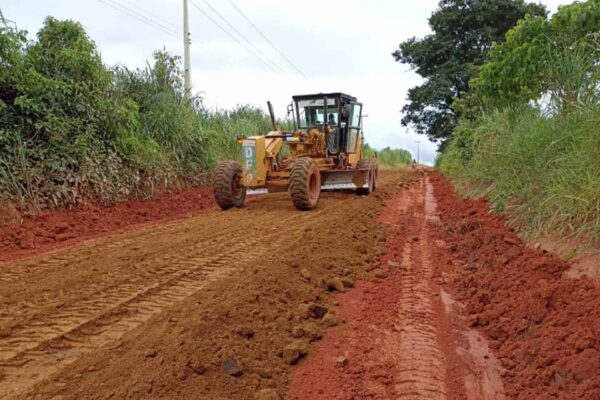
<box><xmin>97</xmin><ymin>0</ymin><xmax>179</xmax><ymax>39</ymax></box>
<box><xmin>189</xmin><ymin>0</ymin><xmax>282</xmax><ymax>75</ymax></box>
<box><xmin>226</xmin><ymin>0</ymin><xmax>309</xmax><ymax>81</ymax></box>
<box><xmin>198</xmin><ymin>0</ymin><xmax>286</xmax><ymax>75</ymax></box>
<box><xmin>122</xmin><ymin>0</ymin><xmax>180</xmax><ymax>31</ymax></box>
<box><xmin>97</xmin><ymin>0</ymin><xmax>239</xmax><ymax>69</ymax></box>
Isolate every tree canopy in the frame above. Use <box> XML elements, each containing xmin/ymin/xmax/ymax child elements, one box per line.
<box><xmin>393</xmin><ymin>0</ymin><xmax>547</xmax><ymax>143</ymax></box>
<box><xmin>473</xmin><ymin>0</ymin><xmax>600</xmax><ymax>110</ymax></box>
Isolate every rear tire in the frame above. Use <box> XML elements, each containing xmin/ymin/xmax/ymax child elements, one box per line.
<box><xmin>356</xmin><ymin>159</ymin><xmax>375</xmax><ymax>196</ymax></box>
<box><xmin>289</xmin><ymin>158</ymin><xmax>321</xmax><ymax>210</ymax></box>
<box><xmin>213</xmin><ymin>161</ymin><xmax>246</xmax><ymax>210</ymax></box>
<box><xmin>372</xmin><ymin>159</ymin><xmax>379</xmax><ymax>192</ymax></box>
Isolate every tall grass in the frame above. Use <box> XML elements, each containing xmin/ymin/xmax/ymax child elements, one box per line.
<box><xmin>439</xmin><ymin>105</ymin><xmax>600</xmax><ymax>242</ymax></box>
<box><xmin>438</xmin><ymin>15</ymin><xmax>600</xmax><ymax>243</ymax></box>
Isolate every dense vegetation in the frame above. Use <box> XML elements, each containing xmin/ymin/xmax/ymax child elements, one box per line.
<box><xmin>0</xmin><ymin>16</ymin><xmax>272</xmax><ymax>210</ymax></box>
<box><xmin>436</xmin><ymin>0</ymin><xmax>600</xmax><ymax>242</ymax></box>
<box><xmin>393</xmin><ymin>0</ymin><xmax>546</xmax><ymax>143</ymax></box>
<box><xmin>363</xmin><ymin>144</ymin><xmax>412</xmax><ymax>168</ymax></box>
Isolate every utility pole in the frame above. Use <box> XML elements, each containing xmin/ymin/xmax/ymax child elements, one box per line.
<box><xmin>415</xmin><ymin>140</ymin><xmax>422</xmax><ymax>165</ymax></box>
<box><xmin>183</xmin><ymin>0</ymin><xmax>192</xmax><ymax>100</ymax></box>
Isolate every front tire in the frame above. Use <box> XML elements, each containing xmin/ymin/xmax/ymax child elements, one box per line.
<box><xmin>289</xmin><ymin>158</ymin><xmax>321</xmax><ymax>210</ymax></box>
<box><xmin>213</xmin><ymin>161</ymin><xmax>246</xmax><ymax>210</ymax></box>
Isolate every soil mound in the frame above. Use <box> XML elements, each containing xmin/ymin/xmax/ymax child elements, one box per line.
<box><xmin>430</xmin><ymin>172</ymin><xmax>600</xmax><ymax>400</ymax></box>
<box><xmin>0</xmin><ymin>186</ymin><xmax>215</xmax><ymax>264</ymax></box>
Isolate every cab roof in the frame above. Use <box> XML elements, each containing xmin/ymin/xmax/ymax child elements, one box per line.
<box><xmin>292</xmin><ymin>93</ymin><xmax>358</xmax><ymax>103</ymax></box>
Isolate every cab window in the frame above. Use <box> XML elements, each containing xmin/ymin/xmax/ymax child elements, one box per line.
<box><xmin>346</xmin><ymin>103</ymin><xmax>362</xmax><ymax>153</ymax></box>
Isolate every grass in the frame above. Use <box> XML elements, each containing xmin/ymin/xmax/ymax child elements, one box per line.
<box><xmin>0</xmin><ymin>17</ymin><xmax>272</xmax><ymax>210</ymax></box>
<box><xmin>438</xmin><ymin>25</ymin><xmax>599</xmax><ymax>244</ymax></box>
<box><xmin>438</xmin><ymin>104</ymin><xmax>600</xmax><ymax>243</ymax></box>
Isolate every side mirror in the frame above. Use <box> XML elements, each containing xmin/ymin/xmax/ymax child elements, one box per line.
<box><xmin>287</xmin><ymin>102</ymin><xmax>297</xmax><ymax>131</ymax></box>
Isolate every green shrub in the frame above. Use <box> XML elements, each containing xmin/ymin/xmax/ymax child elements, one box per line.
<box><xmin>0</xmin><ymin>16</ymin><xmax>272</xmax><ymax>210</ymax></box>
<box><xmin>440</xmin><ymin>0</ymin><xmax>600</xmax><ymax>243</ymax></box>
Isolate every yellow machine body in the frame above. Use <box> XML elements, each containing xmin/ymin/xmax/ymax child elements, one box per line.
<box><xmin>213</xmin><ymin>93</ymin><xmax>378</xmax><ymax>211</ymax></box>
<box><xmin>240</xmin><ymin>125</ymin><xmax>367</xmax><ymax>192</ymax></box>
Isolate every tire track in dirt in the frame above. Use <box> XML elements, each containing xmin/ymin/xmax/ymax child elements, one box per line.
<box><xmin>0</xmin><ymin>198</ymin><xmax>335</xmax><ymax>399</ymax></box>
<box><xmin>287</xmin><ymin>174</ymin><xmax>505</xmax><ymax>400</ymax></box>
<box><xmin>0</xmin><ymin>201</ymin><xmax>313</xmax><ymax>333</ymax></box>
<box><xmin>390</xmin><ymin>177</ymin><xmax>448</xmax><ymax>399</ymax></box>
<box><xmin>0</xmin><ymin>221</ymin><xmax>257</xmax><ymax>346</ymax></box>
<box><xmin>0</xmin><ymin>221</ymin><xmax>257</xmax><ymax>335</ymax></box>
<box><xmin>0</xmin><ymin>237</ymin><xmax>264</xmax><ymax>397</ymax></box>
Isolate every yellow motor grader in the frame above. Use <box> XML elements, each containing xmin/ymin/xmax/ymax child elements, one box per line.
<box><xmin>213</xmin><ymin>93</ymin><xmax>378</xmax><ymax>211</ymax></box>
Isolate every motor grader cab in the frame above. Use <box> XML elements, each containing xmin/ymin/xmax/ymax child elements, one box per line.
<box><xmin>213</xmin><ymin>93</ymin><xmax>378</xmax><ymax>211</ymax></box>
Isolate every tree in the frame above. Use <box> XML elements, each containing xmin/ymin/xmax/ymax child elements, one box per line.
<box><xmin>393</xmin><ymin>0</ymin><xmax>547</xmax><ymax>143</ymax></box>
<box><xmin>473</xmin><ymin>0</ymin><xmax>600</xmax><ymax>111</ymax></box>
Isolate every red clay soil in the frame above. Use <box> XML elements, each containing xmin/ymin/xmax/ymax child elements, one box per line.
<box><xmin>429</xmin><ymin>172</ymin><xmax>600</xmax><ymax>400</ymax></box>
<box><xmin>0</xmin><ymin>186</ymin><xmax>216</xmax><ymax>264</ymax></box>
<box><xmin>288</xmin><ymin>171</ymin><xmax>599</xmax><ymax>400</ymax></box>
<box><xmin>287</xmin><ymin>175</ymin><xmax>474</xmax><ymax>400</ymax></box>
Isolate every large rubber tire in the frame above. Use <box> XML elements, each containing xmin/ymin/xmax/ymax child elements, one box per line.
<box><xmin>356</xmin><ymin>159</ymin><xmax>375</xmax><ymax>196</ymax></box>
<box><xmin>289</xmin><ymin>158</ymin><xmax>321</xmax><ymax>211</ymax></box>
<box><xmin>371</xmin><ymin>159</ymin><xmax>379</xmax><ymax>192</ymax></box>
<box><xmin>213</xmin><ymin>161</ymin><xmax>246</xmax><ymax>210</ymax></box>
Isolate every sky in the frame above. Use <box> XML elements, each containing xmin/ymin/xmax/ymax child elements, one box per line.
<box><xmin>1</xmin><ymin>0</ymin><xmax>574</xmax><ymax>165</ymax></box>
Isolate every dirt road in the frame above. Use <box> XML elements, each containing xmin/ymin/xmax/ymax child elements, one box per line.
<box><xmin>0</xmin><ymin>171</ymin><xmax>399</xmax><ymax>399</ymax></box>
<box><xmin>287</xmin><ymin>175</ymin><xmax>505</xmax><ymax>400</ymax></box>
<box><xmin>1</xmin><ymin>170</ymin><xmax>598</xmax><ymax>400</ymax></box>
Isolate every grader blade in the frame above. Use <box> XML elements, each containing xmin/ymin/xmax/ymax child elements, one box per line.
<box><xmin>321</xmin><ymin>170</ymin><xmax>368</xmax><ymax>191</ymax></box>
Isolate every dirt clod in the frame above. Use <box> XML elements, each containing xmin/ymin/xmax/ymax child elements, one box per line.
<box><xmin>236</xmin><ymin>327</ymin><xmax>255</xmax><ymax>339</ymax></box>
<box><xmin>372</xmin><ymin>269</ymin><xmax>388</xmax><ymax>279</ymax></box>
<box><xmin>340</xmin><ymin>277</ymin><xmax>354</xmax><ymax>288</ymax></box>
<box><xmin>222</xmin><ymin>359</ymin><xmax>244</xmax><ymax>377</ymax></box>
<box><xmin>187</xmin><ymin>361</ymin><xmax>206</xmax><ymax>376</ymax></box>
<box><xmin>302</xmin><ymin>322</ymin><xmax>323</xmax><ymax>342</ymax></box>
<box><xmin>335</xmin><ymin>357</ymin><xmax>348</xmax><ymax>367</ymax></box>
<box><xmin>253</xmin><ymin>367</ymin><xmax>273</xmax><ymax>379</ymax></box>
<box><xmin>144</xmin><ymin>350</ymin><xmax>158</xmax><ymax>358</ymax></box>
<box><xmin>321</xmin><ymin>313</ymin><xmax>338</xmax><ymax>327</ymax></box>
<box><xmin>291</xmin><ymin>326</ymin><xmax>304</xmax><ymax>339</ymax></box>
<box><xmin>299</xmin><ymin>269</ymin><xmax>312</xmax><ymax>281</ymax></box>
<box><xmin>307</xmin><ymin>303</ymin><xmax>328</xmax><ymax>319</ymax></box>
<box><xmin>327</xmin><ymin>277</ymin><xmax>345</xmax><ymax>292</ymax></box>
<box><xmin>282</xmin><ymin>341</ymin><xmax>310</xmax><ymax>365</ymax></box>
